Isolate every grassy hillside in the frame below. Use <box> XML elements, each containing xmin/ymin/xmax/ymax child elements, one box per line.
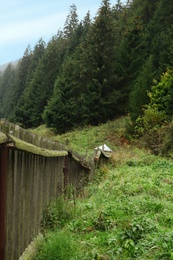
<box><xmin>31</xmin><ymin>116</ymin><xmax>128</xmax><ymax>156</ymax></box>
<box><xmin>27</xmin><ymin>118</ymin><xmax>173</xmax><ymax>259</ymax></box>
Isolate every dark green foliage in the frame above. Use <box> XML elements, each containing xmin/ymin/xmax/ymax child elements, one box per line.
<box><xmin>14</xmin><ymin>39</ymin><xmax>46</xmax><ymax>126</ymax></box>
<box><xmin>148</xmin><ymin>68</ymin><xmax>173</xmax><ymax>117</ymax></box>
<box><xmin>63</xmin><ymin>4</ymin><xmax>79</xmax><ymax>39</ymax></box>
<box><xmin>43</xmin><ymin>53</ymin><xmax>82</xmax><ymax>133</ymax></box>
<box><xmin>0</xmin><ymin>64</ymin><xmax>16</xmax><ymax>118</ymax></box>
<box><xmin>4</xmin><ymin>46</ymin><xmax>32</xmax><ymax>121</ymax></box>
<box><xmin>133</xmin><ymin>67</ymin><xmax>173</xmax><ymax>155</ymax></box>
<box><xmin>128</xmin><ymin>0</ymin><xmax>173</xmax><ymax>120</ymax></box>
<box><xmin>79</xmin><ymin>0</ymin><xmax>126</xmax><ymax>124</ymax></box>
<box><xmin>15</xmin><ymin>34</ymin><xmax>65</xmax><ymax>128</ymax></box>
<box><xmin>150</xmin><ymin>0</ymin><xmax>173</xmax><ymax>72</ymax></box>
<box><xmin>1</xmin><ymin>0</ymin><xmax>173</xmax><ymax>133</ymax></box>
<box><xmin>129</xmin><ymin>55</ymin><xmax>155</xmax><ymax>121</ymax></box>
<box><xmin>44</xmin><ymin>0</ymin><xmax>127</xmax><ymax>133</ymax></box>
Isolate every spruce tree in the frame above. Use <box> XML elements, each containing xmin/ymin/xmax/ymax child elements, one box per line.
<box><xmin>15</xmin><ymin>33</ymin><xmax>66</xmax><ymax>128</ymax></box>
<box><xmin>43</xmin><ymin>0</ymin><xmax>128</xmax><ymax>132</ymax></box>
<box><xmin>0</xmin><ymin>64</ymin><xmax>16</xmax><ymax>118</ymax></box>
<box><xmin>78</xmin><ymin>0</ymin><xmax>123</xmax><ymax>125</ymax></box>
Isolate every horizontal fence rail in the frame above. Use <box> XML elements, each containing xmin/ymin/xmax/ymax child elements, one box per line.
<box><xmin>0</xmin><ymin>119</ymin><xmax>65</xmax><ymax>150</ymax></box>
<box><xmin>0</xmin><ymin>123</ymin><xmax>93</xmax><ymax>260</ymax></box>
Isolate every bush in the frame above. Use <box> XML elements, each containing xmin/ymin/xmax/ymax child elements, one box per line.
<box><xmin>160</xmin><ymin>121</ymin><xmax>173</xmax><ymax>155</ymax></box>
<box><xmin>148</xmin><ymin>68</ymin><xmax>173</xmax><ymax>117</ymax></box>
<box><xmin>133</xmin><ymin>107</ymin><xmax>168</xmax><ymax>154</ymax></box>
<box><xmin>135</xmin><ymin>119</ymin><xmax>173</xmax><ymax>155</ymax></box>
<box><xmin>135</xmin><ymin>107</ymin><xmax>167</xmax><ymax>136</ymax></box>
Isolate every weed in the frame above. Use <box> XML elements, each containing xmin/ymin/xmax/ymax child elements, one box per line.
<box><xmin>41</xmin><ymin>196</ymin><xmax>76</xmax><ymax>231</ymax></box>
<box><xmin>93</xmin><ymin>211</ymin><xmax>115</xmax><ymax>231</ymax></box>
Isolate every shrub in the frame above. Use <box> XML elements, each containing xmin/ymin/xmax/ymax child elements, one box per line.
<box><xmin>148</xmin><ymin>68</ymin><xmax>173</xmax><ymax>117</ymax></box>
<box><xmin>134</xmin><ymin>107</ymin><xmax>168</xmax><ymax>154</ymax></box>
<box><xmin>135</xmin><ymin>119</ymin><xmax>173</xmax><ymax>155</ymax></box>
<box><xmin>159</xmin><ymin>121</ymin><xmax>173</xmax><ymax>155</ymax></box>
<box><xmin>135</xmin><ymin>107</ymin><xmax>167</xmax><ymax>136</ymax></box>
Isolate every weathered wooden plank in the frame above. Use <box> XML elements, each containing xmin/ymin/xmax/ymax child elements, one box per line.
<box><xmin>0</xmin><ymin>121</ymin><xmax>93</xmax><ymax>259</ymax></box>
<box><xmin>0</xmin><ymin>146</ymin><xmax>8</xmax><ymax>260</ymax></box>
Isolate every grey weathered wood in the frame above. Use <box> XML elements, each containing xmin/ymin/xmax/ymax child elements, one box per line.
<box><xmin>0</xmin><ymin>120</ymin><xmax>93</xmax><ymax>259</ymax></box>
<box><xmin>0</xmin><ymin>140</ymin><xmax>92</xmax><ymax>259</ymax></box>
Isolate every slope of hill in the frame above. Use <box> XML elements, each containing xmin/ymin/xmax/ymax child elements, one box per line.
<box><xmin>31</xmin><ymin>116</ymin><xmax>128</xmax><ymax>157</ymax></box>
<box><xmin>22</xmin><ymin>118</ymin><xmax>173</xmax><ymax>259</ymax></box>
<box><xmin>0</xmin><ymin>59</ymin><xmax>19</xmax><ymax>72</ymax></box>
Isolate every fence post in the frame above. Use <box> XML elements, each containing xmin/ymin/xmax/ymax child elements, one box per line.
<box><xmin>63</xmin><ymin>155</ymin><xmax>69</xmax><ymax>195</ymax></box>
<box><xmin>0</xmin><ymin>146</ymin><xmax>8</xmax><ymax>260</ymax></box>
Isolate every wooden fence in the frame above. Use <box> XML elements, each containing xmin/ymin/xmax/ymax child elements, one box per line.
<box><xmin>0</xmin><ymin>119</ymin><xmax>65</xmax><ymax>150</ymax></box>
<box><xmin>0</xmin><ymin>121</ymin><xmax>93</xmax><ymax>260</ymax></box>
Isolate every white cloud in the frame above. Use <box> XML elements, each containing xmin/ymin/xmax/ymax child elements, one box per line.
<box><xmin>0</xmin><ymin>0</ymin><xmax>117</xmax><ymax>64</ymax></box>
<box><xmin>0</xmin><ymin>12</ymin><xmax>68</xmax><ymax>46</ymax></box>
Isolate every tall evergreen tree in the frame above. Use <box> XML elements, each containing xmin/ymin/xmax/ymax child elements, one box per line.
<box><xmin>15</xmin><ymin>33</ymin><xmax>66</xmax><ymax>127</ymax></box>
<box><xmin>82</xmin><ymin>11</ymin><xmax>91</xmax><ymax>38</ymax></box>
<box><xmin>129</xmin><ymin>55</ymin><xmax>155</xmax><ymax>121</ymax></box>
<box><xmin>129</xmin><ymin>0</ymin><xmax>173</xmax><ymax>121</ymax></box>
<box><xmin>63</xmin><ymin>4</ymin><xmax>83</xmax><ymax>57</ymax></box>
<box><xmin>2</xmin><ymin>0</ymin><xmax>173</xmax><ymax>134</ymax></box>
<box><xmin>43</xmin><ymin>12</ymin><xmax>92</xmax><ymax>132</ymax></box>
<box><xmin>43</xmin><ymin>53</ymin><xmax>81</xmax><ymax>132</ymax></box>
<box><xmin>78</xmin><ymin>0</ymin><xmax>124</xmax><ymax>125</ymax></box>
<box><xmin>150</xmin><ymin>0</ymin><xmax>173</xmax><ymax>73</ymax></box>
<box><xmin>4</xmin><ymin>46</ymin><xmax>32</xmax><ymax>121</ymax></box>
<box><xmin>43</xmin><ymin>0</ymin><xmax>126</xmax><ymax>132</ymax></box>
<box><xmin>26</xmin><ymin>38</ymin><xmax>46</xmax><ymax>83</ymax></box>
<box><xmin>63</xmin><ymin>4</ymin><xmax>79</xmax><ymax>39</ymax></box>
<box><xmin>0</xmin><ymin>64</ymin><xmax>16</xmax><ymax>118</ymax></box>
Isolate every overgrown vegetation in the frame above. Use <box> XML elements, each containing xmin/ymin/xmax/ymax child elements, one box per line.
<box><xmin>32</xmin><ymin>147</ymin><xmax>173</xmax><ymax>259</ymax></box>
<box><xmin>31</xmin><ymin>116</ymin><xmax>127</xmax><ymax>156</ymax></box>
<box><xmin>22</xmin><ymin>118</ymin><xmax>173</xmax><ymax>259</ymax></box>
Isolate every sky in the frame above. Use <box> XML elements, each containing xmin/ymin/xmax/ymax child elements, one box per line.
<box><xmin>0</xmin><ymin>0</ymin><xmax>117</xmax><ymax>65</ymax></box>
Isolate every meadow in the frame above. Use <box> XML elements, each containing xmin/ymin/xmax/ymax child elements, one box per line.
<box><xmin>27</xmin><ymin>117</ymin><xmax>173</xmax><ymax>259</ymax></box>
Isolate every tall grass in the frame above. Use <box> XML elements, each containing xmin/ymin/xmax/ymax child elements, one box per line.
<box><xmin>32</xmin><ymin>149</ymin><xmax>173</xmax><ymax>259</ymax></box>
<box><xmin>29</xmin><ymin>117</ymin><xmax>173</xmax><ymax>259</ymax></box>
<box><xmin>31</xmin><ymin>116</ymin><xmax>127</xmax><ymax>156</ymax></box>
<box><xmin>34</xmin><ymin>231</ymin><xmax>82</xmax><ymax>260</ymax></box>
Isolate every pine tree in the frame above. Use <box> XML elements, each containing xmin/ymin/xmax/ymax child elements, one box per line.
<box><xmin>15</xmin><ymin>33</ymin><xmax>66</xmax><ymax>127</ymax></box>
<box><xmin>129</xmin><ymin>0</ymin><xmax>173</xmax><ymax>121</ymax></box>
<box><xmin>4</xmin><ymin>46</ymin><xmax>32</xmax><ymax>121</ymax></box>
<box><xmin>43</xmin><ymin>0</ymin><xmax>128</xmax><ymax>132</ymax></box>
<box><xmin>129</xmin><ymin>55</ymin><xmax>155</xmax><ymax>121</ymax></box>
<box><xmin>43</xmin><ymin>51</ymin><xmax>82</xmax><ymax>133</ymax></box>
<box><xmin>0</xmin><ymin>64</ymin><xmax>16</xmax><ymax>118</ymax></box>
<box><xmin>78</xmin><ymin>0</ymin><xmax>123</xmax><ymax>125</ymax></box>
<box><xmin>150</xmin><ymin>0</ymin><xmax>173</xmax><ymax>73</ymax></box>
<box><xmin>63</xmin><ymin>4</ymin><xmax>79</xmax><ymax>39</ymax></box>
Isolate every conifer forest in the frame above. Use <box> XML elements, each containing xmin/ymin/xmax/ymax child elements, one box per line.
<box><xmin>0</xmin><ymin>0</ymin><xmax>173</xmax><ymax>134</ymax></box>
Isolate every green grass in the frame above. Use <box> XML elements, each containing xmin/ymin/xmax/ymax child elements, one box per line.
<box><xmin>34</xmin><ymin>231</ymin><xmax>82</xmax><ymax>260</ymax></box>
<box><xmin>31</xmin><ymin>116</ymin><xmax>128</xmax><ymax>156</ymax></box>
<box><xmin>33</xmin><ymin>153</ymin><xmax>173</xmax><ymax>259</ymax></box>
<box><xmin>30</xmin><ymin>117</ymin><xmax>173</xmax><ymax>259</ymax></box>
